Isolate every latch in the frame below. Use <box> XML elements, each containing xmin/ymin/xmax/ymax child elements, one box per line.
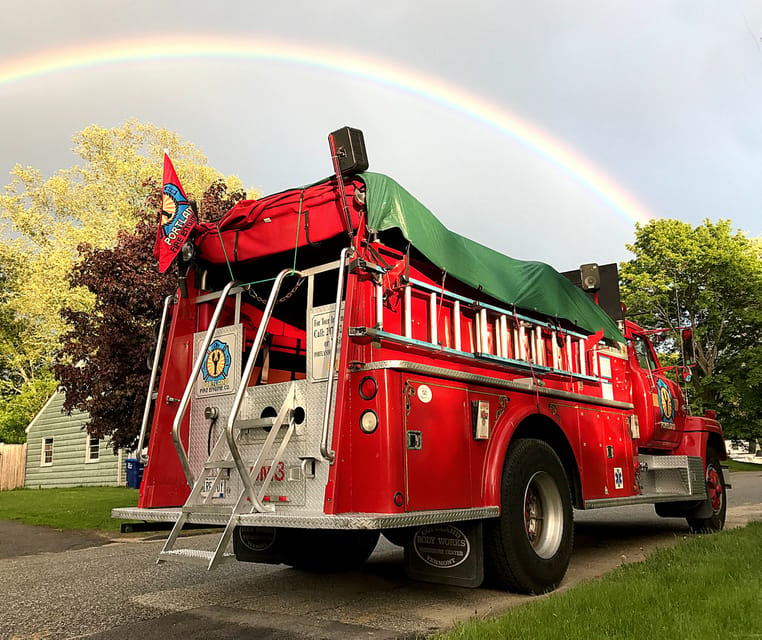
<box><xmin>406</xmin><ymin>430</ymin><xmax>423</xmax><ymax>450</ymax></box>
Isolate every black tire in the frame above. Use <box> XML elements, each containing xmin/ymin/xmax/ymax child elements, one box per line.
<box><xmin>279</xmin><ymin>529</ymin><xmax>380</xmax><ymax>572</ymax></box>
<box><xmin>687</xmin><ymin>447</ymin><xmax>726</xmax><ymax>533</ymax></box>
<box><xmin>484</xmin><ymin>438</ymin><xmax>574</xmax><ymax>594</ymax></box>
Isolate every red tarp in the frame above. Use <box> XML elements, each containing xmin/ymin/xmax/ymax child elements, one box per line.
<box><xmin>194</xmin><ymin>179</ymin><xmax>361</xmax><ymax>265</ymax></box>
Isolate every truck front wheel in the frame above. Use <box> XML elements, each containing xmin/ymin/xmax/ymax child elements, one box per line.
<box><xmin>484</xmin><ymin>438</ymin><xmax>573</xmax><ymax>594</ymax></box>
<box><xmin>687</xmin><ymin>447</ymin><xmax>726</xmax><ymax>533</ymax></box>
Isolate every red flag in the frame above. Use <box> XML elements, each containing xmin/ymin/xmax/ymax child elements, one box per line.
<box><xmin>154</xmin><ymin>153</ymin><xmax>197</xmax><ymax>273</ymax></box>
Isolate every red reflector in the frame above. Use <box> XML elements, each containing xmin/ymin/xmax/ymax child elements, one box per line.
<box><xmin>278</xmin><ymin>496</ymin><xmax>288</xmax><ymax>502</ymax></box>
<box><xmin>359</xmin><ymin>375</ymin><xmax>378</xmax><ymax>400</ymax></box>
<box><xmin>263</xmin><ymin>496</ymin><xmax>271</xmax><ymax>502</ymax></box>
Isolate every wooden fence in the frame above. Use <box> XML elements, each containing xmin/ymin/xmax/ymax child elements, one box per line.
<box><xmin>0</xmin><ymin>443</ymin><xmax>27</xmax><ymax>490</ymax></box>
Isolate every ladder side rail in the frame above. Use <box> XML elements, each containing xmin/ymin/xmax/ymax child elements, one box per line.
<box><xmin>159</xmin><ymin>451</ymin><xmax>228</xmax><ymax>560</ymax></box>
<box><xmin>225</xmin><ymin>269</ymin><xmax>303</xmax><ymax>510</ymax></box>
<box><xmin>257</xmin><ymin>395</ymin><xmax>298</xmax><ymax>502</ymax></box>
<box><xmin>240</xmin><ymin>384</ymin><xmax>296</xmax><ymax>513</ymax></box>
<box><xmin>320</xmin><ymin>247</ymin><xmax>351</xmax><ymax>463</ymax></box>
<box><xmin>173</xmin><ymin>280</ymin><xmax>241</xmax><ymax>488</ymax></box>
<box><xmin>138</xmin><ymin>294</ymin><xmax>175</xmax><ymax>464</ymax></box>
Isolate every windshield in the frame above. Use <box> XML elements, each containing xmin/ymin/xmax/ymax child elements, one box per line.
<box><xmin>631</xmin><ymin>335</ymin><xmax>659</xmax><ymax>370</ymax></box>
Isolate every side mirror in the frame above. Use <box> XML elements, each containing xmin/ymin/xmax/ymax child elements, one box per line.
<box><xmin>681</xmin><ymin>328</ymin><xmax>695</xmax><ymax>367</ymax></box>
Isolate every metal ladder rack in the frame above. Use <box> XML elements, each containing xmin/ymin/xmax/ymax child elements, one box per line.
<box><xmin>367</xmin><ymin>273</ymin><xmax>601</xmax><ymax>382</ymax></box>
<box><xmin>158</xmin><ymin>268</ymin><xmax>304</xmax><ymax>569</ymax></box>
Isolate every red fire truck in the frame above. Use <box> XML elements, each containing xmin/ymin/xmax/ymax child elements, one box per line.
<box><xmin>114</xmin><ymin>129</ymin><xmax>726</xmax><ymax>594</ymax></box>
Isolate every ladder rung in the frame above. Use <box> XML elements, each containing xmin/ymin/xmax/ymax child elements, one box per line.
<box><xmin>203</xmin><ymin>460</ymin><xmax>237</xmax><ymax>469</ymax></box>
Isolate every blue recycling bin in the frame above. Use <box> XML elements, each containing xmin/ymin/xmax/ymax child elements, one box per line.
<box><xmin>125</xmin><ymin>458</ymin><xmax>144</xmax><ymax>489</ymax></box>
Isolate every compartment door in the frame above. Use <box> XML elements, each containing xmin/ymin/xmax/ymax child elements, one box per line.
<box><xmin>403</xmin><ymin>378</ymin><xmax>471</xmax><ymax>511</ymax></box>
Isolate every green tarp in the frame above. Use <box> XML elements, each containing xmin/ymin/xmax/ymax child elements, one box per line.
<box><xmin>359</xmin><ymin>172</ymin><xmax>623</xmax><ymax>342</ymax></box>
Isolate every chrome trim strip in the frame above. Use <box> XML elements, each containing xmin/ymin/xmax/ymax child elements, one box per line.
<box><xmin>360</xmin><ymin>360</ymin><xmax>635</xmax><ymax>411</ymax></box>
<box><xmin>584</xmin><ymin>491</ymin><xmax>707</xmax><ymax>510</ymax></box>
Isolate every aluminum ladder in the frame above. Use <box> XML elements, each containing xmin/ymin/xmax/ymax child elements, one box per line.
<box><xmin>157</xmin><ymin>269</ymin><xmax>304</xmax><ymax>569</ymax></box>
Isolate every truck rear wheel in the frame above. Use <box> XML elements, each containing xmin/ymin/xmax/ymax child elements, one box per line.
<box><xmin>279</xmin><ymin>529</ymin><xmax>380</xmax><ymax>572</ymax></box>
<box><xmin>687</xmin><ymin>447</ymin><xmax>726</xmax><ymax>533</ymax></box>
<box><xmin>484</xmin><ymin>438</ymin><xmax>573</xmax><ymax>594</ymax></box>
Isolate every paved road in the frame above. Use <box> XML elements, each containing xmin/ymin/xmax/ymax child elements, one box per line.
<box><xmin>2</xmin><ymin>469</ymin><xmax>760</xmax><ymax>640</ymax></box>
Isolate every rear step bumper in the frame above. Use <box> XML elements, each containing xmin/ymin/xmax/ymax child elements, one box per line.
<box><xmin>113</xmin><ymin>506</ymin><xmax>499</xmax><ymax>530</ymax></box>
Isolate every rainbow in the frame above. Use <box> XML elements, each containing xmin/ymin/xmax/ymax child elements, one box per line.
<box><xmin>0</xmin><ymin>35</ymin><xmax>655</xmax><ymax>225</ymax></box>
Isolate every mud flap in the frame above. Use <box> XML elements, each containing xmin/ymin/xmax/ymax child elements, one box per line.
<box><xmin>404</xmin><ymin>521</ymin><xmax>484</xmax><ymax>588</ymax></box>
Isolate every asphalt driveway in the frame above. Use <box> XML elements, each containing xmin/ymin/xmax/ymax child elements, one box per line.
<box><xmin>0</xmin><ymin>519</ymin><xmax>109</xmax><ymax>559</ymax></box>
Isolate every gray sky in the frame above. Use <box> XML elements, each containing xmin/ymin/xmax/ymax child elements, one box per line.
<box><xmin>1</xmin><ymin>0</ymin><xmax>761</xmax><ymax>270</ymax></box>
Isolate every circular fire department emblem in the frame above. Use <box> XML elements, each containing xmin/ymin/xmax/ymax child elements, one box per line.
<box><xmin>202</xmin><ymin>339</ymin><xmax>231</xmax><ymax>384</ymax></box>
<box><xmin>656</xmin><ymin>378</ymin><xmax>674</xmax><ymax>423</ymax></box>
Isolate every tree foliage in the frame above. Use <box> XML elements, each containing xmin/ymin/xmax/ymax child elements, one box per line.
<box><xmin>0</xmin><ymin>119</ymin><xmax>244</xmax><ymax>374</ymax></box>
<box><xmin>620</xmin><ymin>219</ymin><xmax>762</xmax><ymax>440</ymax></box>
<box><xmin>54</xmin><ymin>179</ymin><xmax>246</xmax><ymax>450</ymax></box>
<box><xmin>0</xmin><ymin>120</ymin><xmax>246</xmax><ymax>441</ymax></box>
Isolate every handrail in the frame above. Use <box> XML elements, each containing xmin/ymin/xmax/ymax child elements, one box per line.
<box><xmin>137</xmin><ymin>294</ymin><xmax>175</xmax><ymax>464</ymax></box>
<box><xmin>172</xmin><ymin>280</ymin><xmax>241</xmax><ymax>488</ymax></box>
<box><xmin>320</xmin><ymin>247</ymin><xmax>351</xmax><ymax>463</ymax></box>
<box><xmin>225</xmin><ymin>269</ymin><xmax>304</xmax><ymax>511</ymax></box>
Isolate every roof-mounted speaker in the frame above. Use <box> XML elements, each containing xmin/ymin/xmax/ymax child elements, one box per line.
<box><xmin>329</xmin><ymin>127</ymin><xmax>369</xmax><ymax>176</ymax></box>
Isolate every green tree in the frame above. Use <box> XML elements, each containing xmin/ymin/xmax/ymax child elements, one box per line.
<box><xmin>0</xmin><ymin>119</ymin><xmax>244</xmax><ymax>373</ymax></box>
<box><xmin>620</xmin><ymin>219</ymin><xmax>762</xmax><ymax>440</ymax></box>
<box><xmin>0</xmin><ymin>119</ymin><xmax>247</xmax><ymax>441</ymax></box>
<box><xmin>0</xmin><ymin>247</ymin><xmax>57</xmax><ymax>442</ymax></box>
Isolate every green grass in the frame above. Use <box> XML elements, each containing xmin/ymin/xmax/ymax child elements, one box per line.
<box><xmin>0</xmin><ymin>486</ymin><xmax>138</xmax><ymax>532</ymax></box>
<box><xmin>436</xmin><ymin>522</ymin><xmax>762</xmax><ymax>640</ymax></box>
<box><xmin>725</xmin><ymin>458</ymin><xmax>762</xmax><ymax>473</ymax></box>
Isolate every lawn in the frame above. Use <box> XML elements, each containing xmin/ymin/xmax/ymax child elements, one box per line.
<box><xmin>0</xmin><ymin>486</ymin><xmax>138</xmax><ymax>532</ymax></box>
<box><xmin>436</xmin><ymin>522</ymin><xmax>762</xmax><ymax>640</ymax></box>
<box><xmin>725</xmin><ymin>458</ymin><xmax>762</xmax><ymax>473</ymax></box>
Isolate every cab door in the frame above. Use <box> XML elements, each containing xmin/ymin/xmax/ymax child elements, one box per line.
<box><xmin>628</xmin><ymin>333</ymin><xmax>684</xmax><ymax>448</ymax></box>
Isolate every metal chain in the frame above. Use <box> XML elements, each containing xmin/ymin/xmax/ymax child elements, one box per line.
<box><xmin>247</xmin><ymin>276</ymin><xmax>305</xmax><ymax>305</ymax></box>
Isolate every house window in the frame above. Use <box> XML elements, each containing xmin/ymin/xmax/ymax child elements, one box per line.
<box><xmin>86</xmin><ymin>434</ymin><xmax>100</xmax><ymax>462</ymax></box>
<box><xmin>41</xmin><ymin>437</ymin><xmax>54</xmax><ymax>466</ymax></box>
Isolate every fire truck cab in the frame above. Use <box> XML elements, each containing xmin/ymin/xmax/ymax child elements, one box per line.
<box><xmin>115</xmin><ymin>134</ymin><xmax>726</xmax><ymax>594</ymax></box>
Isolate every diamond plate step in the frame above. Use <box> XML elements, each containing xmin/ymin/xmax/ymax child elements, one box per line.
<box><xmin>158</xmin><ymin>549</ymin><xmax>234</xmax><ymax>567</ymax></box>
